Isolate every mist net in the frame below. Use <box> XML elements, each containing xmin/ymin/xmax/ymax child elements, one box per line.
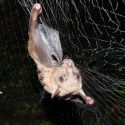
<box><xmin>0</xmin><ymin>0</ymin><xmax>125</xmax><ymax>124</ymax></box>
<box><xmin>18</xmin><ymin>0</ymin><xmax>125</xmax><ymax>77</ymax></box>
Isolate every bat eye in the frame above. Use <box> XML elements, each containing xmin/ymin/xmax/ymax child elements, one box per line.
<box><xmin>73</xmin><ymin>72</ymin><xmax>80</xmax><ymax>80</ymax></box>
<box><xmin>37</xmin><ymin>70</ymin><xmax>41</xmax><ymax>73</ymax></box>
<box><xmin>59</xmin><ymin>76</ymin><xmax>65</xmax><ymax>82</ymax></box>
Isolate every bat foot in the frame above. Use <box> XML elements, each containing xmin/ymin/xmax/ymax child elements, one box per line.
<box><xmin>32</xmin><ymin>3</ymin><xmax>42</xmax><ymax>20</ymax></box>
<box><xmin>33</xmin><ymin>3</ymin><xmax>41</xmax><ymax>10</ymax></box>
<box><xmin>85</xmin><ymin>96</ymin><xmax>95</xmax><ymax>105</ymax></box>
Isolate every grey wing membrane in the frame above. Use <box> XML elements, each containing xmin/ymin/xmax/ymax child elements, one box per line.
<box><xmin>32</xmin><ymin>28</ymin><xmax>53</xmax><ymax>67</ymax></box>
<box><xmin>32</xmin><ymin>23</ymin><xmax>63</xmax><ymax>67</ymax></box>
<box><xmin>38</xmin><ymin>24</ymin><xmax>63</xmax><ymax>63</ymax></box>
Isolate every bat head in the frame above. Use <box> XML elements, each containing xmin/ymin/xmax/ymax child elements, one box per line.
<box><xmin>41</xmin><ymin>59</ymin><xmax>82</xmax><ymax>98</ymax></box>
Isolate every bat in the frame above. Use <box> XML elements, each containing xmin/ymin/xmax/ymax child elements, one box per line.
<box><xmin>28</xmin><ymin>3</ymin><xmax>94</xmax><ymax>105</ymax></box>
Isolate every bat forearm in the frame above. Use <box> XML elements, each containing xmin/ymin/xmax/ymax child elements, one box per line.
<box><xmin>28</xmin><ymin>3</ymin><xmax>42</xmax><ymax>34</ymax></box>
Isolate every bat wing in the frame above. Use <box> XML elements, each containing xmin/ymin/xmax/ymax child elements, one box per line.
<box><xmin>38</xmin><ymin>23</ymin><xmax>63</xmax><ymax>63</ymax></box>
<box><xmin>32</xmin><ymin>28</ymin><xmax>53</xmax><ymax>67</ymax></box>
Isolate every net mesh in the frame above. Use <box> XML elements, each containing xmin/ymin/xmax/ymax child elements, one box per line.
<box><xmin>0</xmin><ymin>0</ymin><xmax>125</xmax><ymax>124</ymax></box>
<box><xmin>18</xmin><ymin>0</ymin><xmax>125</xmax><ymax>78</ymax></box>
